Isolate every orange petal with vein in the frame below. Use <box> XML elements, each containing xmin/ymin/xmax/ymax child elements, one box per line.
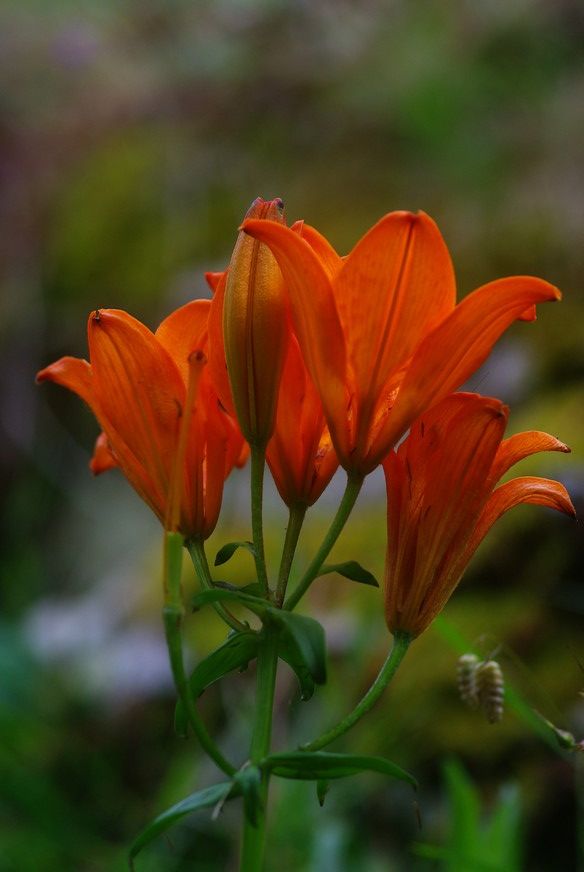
<box><xmin>490</xmin><ymin>431</ymin><xmax>570</xmax><ymax>484</ymax></box>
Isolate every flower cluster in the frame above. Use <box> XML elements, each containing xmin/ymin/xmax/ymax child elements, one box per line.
<box><xmin>38</xmin><ymin>197</ymin><xmax>575</xmax><ymax>637</ymax></box>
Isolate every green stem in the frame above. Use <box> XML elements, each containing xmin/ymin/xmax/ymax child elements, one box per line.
<box><xmin>187</xmin><ymin>539</ymin><xmax>247</xmax><ymax>633</ymax></box>
<box><xmin>284</xmin><ymin>474</ymin><xmax>363</xmax><ymax>611</ymax></box>
<box><xmin>250</xmin><ymin>443</ymin><xmax>270</xmax><ymax>599</ymax></box>
<box><xmin>302</xmin><ymin>630</ymin><xmax>411</xmax><ymax>752</ymax></box>
<box><xmin>240</xmin><ymin>625</ymin><xmax>279</xmax><ymax>870</ymax></box>
<box><xmin>163</xmin><ymin>533</ymin><xmax>236</xmax><ymax>776</ymax></box>
<box><xmin>275</xmin><ymin>503</ymin><xmax>307</xmax><ymax>606</ymax></box>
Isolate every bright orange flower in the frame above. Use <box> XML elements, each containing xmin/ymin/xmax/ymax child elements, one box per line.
<box><xmin>382</xmin><ymin>393</ymin><xmax>575</xmax><ymax>638</ymax></box>
<box><xmin>37</xmin><ymin>301</ymin><xmax>245</xmax><ymax>539</ymax></box>
<box><xmin>241</xmin><ymin>211</ymin><xmax>561</xmax><ymax>476</ymax></box>
<box><xmin>266</xmin><ymin>334</ymin><xmax>338</xmax><ymax>507</ymax></box>
<box><xmin>218</xmin><ymin>196</ymin><xmax>289</xmax><ymax>447</ymax></box>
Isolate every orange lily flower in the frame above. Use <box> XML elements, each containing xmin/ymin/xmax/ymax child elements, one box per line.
<box><xmin>37</xmin><ymin>301</ymin><xmax>245</xmax><ymax>539</ymax></box>
<box><xmin>241</xmin><ymin>211</ymin><xmax>561</xmax><ymax>476</ymax></box>
<box><xmin>218</xmin><ymin>196</ymin><xmax>289</xmax><ymax>447</ymax></box>
<box><xmin>382</xmin><ymin>393</ymin><xmax>575</xmax><ymax>638</ymax></box>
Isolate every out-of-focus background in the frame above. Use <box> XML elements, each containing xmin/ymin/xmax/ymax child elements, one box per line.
<box><xmin>1</xmin><ymin>1</ymin><xmax>583</xmax><ymax>869</ymax></box>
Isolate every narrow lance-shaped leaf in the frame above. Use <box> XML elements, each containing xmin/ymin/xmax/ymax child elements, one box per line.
<box><xmin>128</xmin><ymin>781</ymin><xmax>235</xmax><ymax>867</ymax></box>
<box><xmin>175</xmin><ymin>632</ymin><xmax>260</xmax><ymax>737</ymax></box>
<box><xmin>214</xmin><ymin>540</ymin><xmax>256</xmax><ymax>567</ymax></box>
<box><xmin>261</xmin><ymin>751</ymin><xmax>417</xmax><ymax>788</ymax></box>
<box><xmin>318</xmin><ymin>560</ymin><xmax>379</xmax><ymax>587</ymax></box>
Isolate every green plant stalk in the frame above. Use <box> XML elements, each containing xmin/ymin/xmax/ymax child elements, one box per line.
<box><xmin>240</xmin><ymin>625</ymin><xmax>280</xmax><ymax>870</ymax></box>
<box><xmin>284</xmin><ymin>474</ymin><xmax>364</xmax><ymax>611</ymax></box>
<box><xmin>302</xmin><ymin>630</ymin><xmax>411</xmax><ymax>751</ymax></box>
<box><xmin>251</xmin><ymin>443</ymin><xmax>271</xmax><ymax>598</ymax></box>
<box><xmin>275</xmin><ymin>503</ymin><xmax>307</xmax><ymax>605</ymax></box>
<box><xmin>187</xmin><ymin>538</ymin><xmax>247</xmax><ymax>632</ymax></box>
<box><xmin>163</xmin><ymin>532</ymin><xmax>236</xmax><ymax>776</ymax></box>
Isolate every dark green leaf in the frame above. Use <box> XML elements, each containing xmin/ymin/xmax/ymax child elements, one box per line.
<box><xmin>278</xmin><ymin>633</ymin><xmax>316</xmax><ymax>701</ymax></box>
<box><xmin>317</xmin><ymin>779</ymin><xmax>330</xmax><ymax>807</ymax></box>
<box><xmin>214</xmin><ymin>541</ymin><xmax>256</xmax><ymax>567</ymax></box>
<box><xmin>273</xmin><ymin>611</ymin><xmax>327</xmax><ymax>685</ymax></box>
<box><xmin>191</xmin><ymin>587</ymin><xmax>268</xmax><ymax>615</ymax></box>
<box><xmin>128</xmin><ymin>781</ymin><xmax>235</xmax><ymax>867</ymax></box>
<box><xmin>174</xmin><ymin>632</ymin><xmax>260</xmax><ymax>737</ymax></box>
<box><xmin>262</xmin><ymin>751</ymin><xmax>417</xmax><ymax>788</ymax></box>
<box><xmin>233</xmin><ymin>766</ymin><xmax>263</xmax><ymax>827</ymax></box>
<box><xmin>318</xmin><ymin>560</ymin><xmax>379</xmax><ymax>587</ymax></box>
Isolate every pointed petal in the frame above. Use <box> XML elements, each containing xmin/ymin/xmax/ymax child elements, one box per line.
<box><xmin>242</xmin><ymin>218</ymin><xmax>350</xmax><ymax>459</ymax></box>
<box><xmin>36</xmin><ymin>356</ymin><xmax>95</xmax><ymax>408</ymax></box>
<box><xmin>371</xmin><ymin>276</ymin><xmax>561</xmax><ymax>466</ymax></box>
<box><xmin>205</xmin><ymin>271</ymin><xmax>224</xmax><ymax>294</ymax></box>
<box><xmin>295</xmin><ymin>222</ymin><xmax>343</xmax><ymax>280</ymax></box>
<box><xmin>90</xmin><ymin>432</ymin><xmax>118</xmax><ymax>475</ymax></box>
<box><xmin>461</xmin><ymin>476</ymin><xmax>576</xmax><ymax>568</ymax></box>
<box><xmin>88</xmin><ymin>309</ymin><xmax>185</xmax><ymax>500</ymax></box>
<box><xmin>155</xmin><ymin>299</ymin><xmax>211</xmax><ymax>384</ymax></box>
<box><xmin>490</xmin><ymin>431</ymin><xmax>570</xmax><ymax>484</ymax></box>
<box><xmin>336</xmin><ymin>212</ymin><xmax>456</xmax><ymax>431</ymax></box>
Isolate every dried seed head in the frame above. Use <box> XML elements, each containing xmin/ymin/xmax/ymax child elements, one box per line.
<box><xmin>476</xmin><ymin>659</ymin><xmax>505</xmax><ymax>724</ymax></box>
<box><xmin>457</xmin><ymin>653</ymin><xmax>480</xmax><ymax>709</ymax></box>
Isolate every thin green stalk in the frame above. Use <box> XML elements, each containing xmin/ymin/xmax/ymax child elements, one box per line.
<box><xmin>187</xmin><ymin>539</ymin><xmax>247</xmax><ymax>633</ymax></box>
<box><xmin>275</xmin><ymin>503</ymin><xmax>307</xmax><ymax>606</ymax></box>
<box><xmin>302</xmin><ymin>630</ymin><xmax>411</xmax><ymax>752</ymax></box>
<box><xmin>284</xmin><ymin>474</ymin><xmax>363</xmax><ymax>611</ymax></box>
<box><xmin>163</xmin><ymin>533</ymin><xmax>236</xmax><ymax>776</ymax></box>
<box><xmin>240</xmin><ymin>625</ymin><xmax>279</xmax><ymax>870</ymax></box>
<box><xmin>250</xmin><ymin>443</ymin><xmax>270</xmax><ymax>598</ymax></box>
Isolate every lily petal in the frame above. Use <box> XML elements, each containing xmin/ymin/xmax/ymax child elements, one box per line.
<box><xmin>337</xmin><ymin>212</ymin><xmax>455</xmax><ymax>438</ymax></box>
<box><xmin>88</xmin><ymin>309</ymin><xmax>185</xmax><ymax>501</ymax></box>
<box><xmin>372</xmin><ymin>276</ymin><xmax>561</xmax><ymax>465</ymax></box>
<box><xmin>90</xmin><ymin>432</ymin><xmax>118</xmax><ymax>475</ymax></box>
<box><xmin>36</xmin><ymin>356</ymin><xmax>94</xmax><ymax>408</ymax></box>
<box><xmin>155</xmin><ymin>299</ymin><xmax>211</xmax><ymax>384</ymax></box>
<box><xmin>490</xmin><ymin>431</ymin><xmax>570</xmax><ymax>485</ymax></box>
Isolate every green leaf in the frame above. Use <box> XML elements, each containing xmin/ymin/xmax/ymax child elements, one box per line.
<box><xmin>316</xmin><ymin>779</ymin><xmax>330</xmax><ymax>807</ymax></box>
<box><xmin>318</xmin><ymin>560</ymin><xmax>379</xmax><ymax>587</ymax></box>
<box><xmin>273</xmin><ymin>611</ymin><xmax>327</xmax><ymax>686</ymax></box>
<box><xmin>174</xmin><ymin>632</ymin><xmax>260</xmax><ymax>737</ymax></box>
<box><xmin>278</xmin><ymin>633</ymin><xmax>316</xmax><ymax>701</ymax></box>
<box><xmin>214</xmin><ymin>540</ymin><xmax>256</xmax><ymax>567</ymax></box>
<box><xmin>128</xmin><ymin>781</ymin><xmax>235</xmax><ymax>867</ymax></box>
<box><xmin>233</xmin><ymin>766</ymin><xmax>263</xmax><ymax>827</ymax></box>
<box><xmin>191</xmin><ymin>587</ymin><xmax>268</xmax><ymax>615</ymax></box>
<box><xmin>262</xmin><ymin>751</ymin><xmax>417</xmax><ymax>788</ymax></box>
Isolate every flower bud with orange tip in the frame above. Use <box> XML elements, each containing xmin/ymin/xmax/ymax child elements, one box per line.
<box><xmin>383</xmin><ymin>392</ymin><xmax>575</xmax><ymax>638</ymax></box>
<box><xmin>220</xmin><ymin>197</ymin><xmax>288</xmax><ymax>447</ymax></box>
<box><xmin>37</xmin><ymin>301</ymin><xmax>245</xmax><ymax>540</ymax></box>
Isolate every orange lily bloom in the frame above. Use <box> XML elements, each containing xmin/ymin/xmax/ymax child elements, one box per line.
<box><xmin>37</xmin><ymin>301</ymin><xmax>245</xmax><ymax>539</ymax></box>
<box><xmin>382</xmin><ymin>393</ymin><xmax>575</xmax><ymax>638</ymax></box>
<box><xmin>219</xmin><ymin>196</ymin><xmax>289</xmax><ymax>447</ymax></box>
<box><xmin>241</xmin><ymin>211</ymin><xmax>561</xmax><ymax>476</ymax></box>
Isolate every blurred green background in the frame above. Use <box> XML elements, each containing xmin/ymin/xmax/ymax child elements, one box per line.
<box><xmin>1</xmin><ymin>1</ymin><xmax>583</xmax><ymax>869</ymax></box>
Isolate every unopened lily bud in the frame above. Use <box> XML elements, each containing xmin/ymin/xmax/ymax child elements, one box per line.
<box><xmin>457</xmin><ymin>653</ymin><xmax>480</xmax><ymax>710</ymax></box>
<box><xmin>476</xmin><ymin>659</ymin><xmax>505</xmax><ymax>724</ymax></box>
<box><xmin>223</xmin><ymin>197</ymin><xmax>288</xmax><ymax>446</ymax></box>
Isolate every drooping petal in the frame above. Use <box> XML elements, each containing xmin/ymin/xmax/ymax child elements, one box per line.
<box><xmin>460</xmin><ymin>476</ymin><xmax>576</xmax><ymax>571</ymax></box>
<box><xmin>242</xmin><ymin>218</ymin><xmax>350</xmax><ymax>459</ymax></box>
<box><xmin>369</xmin><ymin>275</ymin><xmax>561</xmax><ymax>468</ymax></box>
<box><xmin>204</xmin><ymin>271</ymin><xmax>224</xmax><ymax>294</ymax></box>
<box><xmin>489</xmin><ymin>431</ymin><xmax>570</xmax><ymax>485</ymax></box>
<box><xmin>36</xmin><ymin>356</ymin><xmax>95</xmax><ymax>408</ymax></box>
<box><xmin>88</xmin><ymin>309</ymin><xmax>185</xmax><ymax>501</ymax></box>
<box><xmin>155</xmin><ymin>299</ymin><xmax>210</xmax><ymax>383</ymax></box>
<box><xmin>335</xmin><ymin>212</ymin><xmax>456</xmax><ymax>441</ymax></box>
<box><xmin>90</xmin><ymin>432</ymin><xmax>118</xmax><ymax>475</ymax></box>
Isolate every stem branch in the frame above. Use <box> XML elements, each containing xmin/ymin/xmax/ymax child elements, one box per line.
<box><xmin>275</xmin><ymin>503</ymin><xmax>307</xmax><ymax>606</ymax></box>
<box><xmin>250</xmin><ymin>444</ymin><xmax>270</xmax><ymax>598</ymax></box>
